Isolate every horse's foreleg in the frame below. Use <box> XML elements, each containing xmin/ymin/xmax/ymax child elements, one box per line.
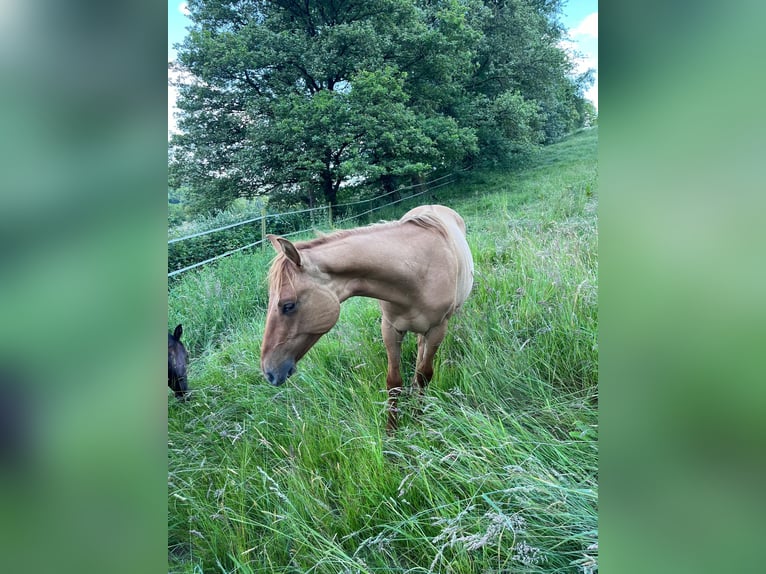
<box><xmin>381</xmin><ymin>319</ymin><xmax>405</xmax><ymax>433</ymax></box>
<box><xmin>414</xmin><ymin>322</ymin><xmax>448</xmax><ymax>397</ymax></box>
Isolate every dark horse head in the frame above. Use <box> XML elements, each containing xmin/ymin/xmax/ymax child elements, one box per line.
<box><xmin>168</xmin><ymin>324</ymin><xmax>189</xmax><ymax>399</ymax></box>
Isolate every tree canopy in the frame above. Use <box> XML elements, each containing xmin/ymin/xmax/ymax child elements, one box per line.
<box><xmin>169</xmin><ymin>0</ymin><xmax>593</xmax><ymax>215</ymax></box>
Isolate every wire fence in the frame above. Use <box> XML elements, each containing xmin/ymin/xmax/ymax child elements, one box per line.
<box><xmin>168</xmin><ymin>214</ymin><xmax>265</xmax><ymax>245</ymax></box>
<box><xmin>168</xmin><ymin>169</ymin><xmax>465</xmax><ymax>278</ymax></box>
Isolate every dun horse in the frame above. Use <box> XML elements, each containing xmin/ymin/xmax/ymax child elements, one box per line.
<box><xmin>261</xmin><ymin>205</ymin><xmax>473</xmax><ymax>431</ymax></box>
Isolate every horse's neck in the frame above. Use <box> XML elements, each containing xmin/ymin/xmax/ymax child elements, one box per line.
<box><xmin>307</xmin><ymin>226</ymin><xmax>413</xmax><ymax>303</ymax></box>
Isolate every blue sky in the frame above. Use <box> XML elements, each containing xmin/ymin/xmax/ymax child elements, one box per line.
<box><xmin>168</xmin><ymin>1</ymin><xmax>598</xmax><ymax>134</ymax></box>
<box><xmin>559</xmin><ymin>1</ymin><xmax>599</xmax><ymax>109</ymax></box>
<box><xmin>168</xmin><ymin>1</ymin><xmax>190</xmax><ymax>62</ymax></box>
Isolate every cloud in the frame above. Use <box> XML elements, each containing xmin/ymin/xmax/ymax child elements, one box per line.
<box><xmin>562</xmin><ymin>45</ymin><xmax>598</xmax><ymax>109</ymax></box>
<box><xmin>561</xmin><ymin>11</ymin><xmax>598</xmax><ymax>110</ymax></box>
<box><xmin>571</xmin><ymin>12</ymin><xmax>598</xmax><ymax>39</ymax></box>
<box><xmin>558</xmin><ymin>39</ymin><xmax>596</xmax><ymax>75</ymax></box>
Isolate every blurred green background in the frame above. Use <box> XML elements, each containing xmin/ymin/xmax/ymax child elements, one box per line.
<box><xmin>600</xmin><ymin>1</ymin><xmax>765</xmax><ymax>572</ymax></box>
<box><xmin>0</xmin><ymin>1</ymin><xmax>166</xmax><ymax>572</ymax></box>
<box><xmin>1</xmin><ymin>1</ymin><xmax>764</xmax><ymax>572</ymax></box>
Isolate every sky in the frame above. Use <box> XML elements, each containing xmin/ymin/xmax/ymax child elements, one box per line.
<box><xmin>168</xmin><ymin>1</ymin><xmax>598</xmax><ymax>136</ymax></box>
<box><xmin>559</xmin><ymin>1</ymin><xmax>599</xmax><ymax>110</ymax></box>
<box><xmin>168</xmin><ymin>2</ymin><xmax>190</xmax><ymax>136</ymax></box>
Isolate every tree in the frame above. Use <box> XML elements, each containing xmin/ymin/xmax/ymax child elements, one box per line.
<box><xmin>468</xmin><ymin>0</ymin><xmax>591</xmax><ymax>152</ymax></box>
<box><xmin>169</xmin><ymin>0</ymin><xmax>590</xmax><ymax>213</ymax></box>
<box><xmin>170</xmin><ymin>0</ymin><xmax>478</xmax><ymax>212</ymax></box>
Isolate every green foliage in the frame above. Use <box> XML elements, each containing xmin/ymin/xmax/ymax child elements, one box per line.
<box><xmin>579</xmin><ymin>98</ymin><xmax>598</xmax><ymax>127</ymax></box>
<box><xmin>168</xmin><ymin>128</ymin><xmax>598</xmax><ymax>573</ymax></box>
<box><xmin>168</xmin><ymin>187</ymin><xmax>190</xmax><ymax>227</ymax></box>
<box><xmin>169</xmin><ymin>0</ymin><xmax>591</xmax><ymax>212</ymax></box>
<box><xmin>467</xmin><ymin>0</ymin><xmax>590</xmax><ymax>149</ymax></box>
<box><xmin>167</xmin><ymin>196</ymin><xmax>332</xmax><ymax>276</ymax></box>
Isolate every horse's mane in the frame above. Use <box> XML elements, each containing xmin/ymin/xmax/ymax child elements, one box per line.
<box><xmin>267</xmin><ymin>254</ymin><xmax>297</xmax><ymax>294</ymax></box>
<box><xmin>299</xmin><ymin>208</ymin><xmax>449</xmax><ymax>249</ymax></box>
<box><xmin>267</xmin><ymin>225</ymin><xmax>395</xmax><ymax>292</ymax></box>
<box><xmin>294</xmin><ymin>221</ymin><xmax>397</xmax><ymax>250</ymax></box>
<box><xmin>267</xmin><ymin>207</ymin><xmax>450</xmax><ymax>291</ymax></box>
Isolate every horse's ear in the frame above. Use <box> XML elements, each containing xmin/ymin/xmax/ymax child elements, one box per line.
<box><xmin>173</xmin><ymin>324</ymin><xmax>183</xmax><ymax>340</ymax></box>
<box><xmin>267</xmin><ymin>234</ymin><xmax>302</xmax><ymax>267</ymax></box>
<box><xmin>266</xmin><ymin>234</ymin><xmax>281</xmax><ymax>252</ymax></box>
<box><xmin>277</xmin><ymin>237</ymin><xmax>302</xmax><ymax>268</ymax></box>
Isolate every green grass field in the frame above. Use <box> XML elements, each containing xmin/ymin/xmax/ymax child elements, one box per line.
<box><xmin>168</xmin><ymin>127</ymin><xmax>598</xmax><ymax>573</ymax></box>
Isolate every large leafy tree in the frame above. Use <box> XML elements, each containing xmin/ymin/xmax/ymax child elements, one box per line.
<box><xmin>169</xmin><ymin>0</ymin><xmax>591</xmax><ymax>214</ymax></box>
<box><xmin>467</xmin><ymin>0</ymin><xmax>593</xmax><ymax>154</ymax></box>
<box><xmin>170</xmin><ymin>0</ymin><xmax>477</xmax><ymax>211</ymax></box>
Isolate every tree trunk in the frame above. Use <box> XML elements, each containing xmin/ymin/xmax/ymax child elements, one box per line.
<box><xmin>321</xmin><ymin>169</ymin><xmax>337</xmax><ymax>207</ymax></box>
<box><xmin>381</xmin><ymin>173</ymin><xmax>400</xmax><ymax>202</ymax></box>
<box><xmin>320</xmin><ymin>149</ymin><xmax>337</xmax><ymax>208</ymax></box>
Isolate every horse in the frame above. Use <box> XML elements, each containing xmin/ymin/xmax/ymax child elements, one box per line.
<box><xmin>261</xmin><ymin>204</ymin><xmax>473</xmax><ymax>431</ymax></box>
<box><xmin>168</xmin><ymin>324</ymin><xmax>189</xmax><ymax>399</ymax></box>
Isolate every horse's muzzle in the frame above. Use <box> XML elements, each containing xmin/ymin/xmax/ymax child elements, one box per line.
<box><xmin>264</xmin><ymin>360</ymin><xmax>296</xmax><ymax>386</ymax></box>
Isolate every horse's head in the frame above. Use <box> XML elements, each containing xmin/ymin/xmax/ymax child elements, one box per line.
<box><xmin>168</xmin><ymin>324</ymin><xmax>189</xmax><ymax>399</ymax></box>
<box><xmin>261</xmin><ymin>235</ymin><xmax>340</xmax><ymax>386</ymax></box>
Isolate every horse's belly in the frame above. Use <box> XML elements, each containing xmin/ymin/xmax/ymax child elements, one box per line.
<box><xmin>382</xmin><ymin>303</ymin><xmax>452</xmax><ymax>334</ymax></box>
<box><xmin>392</xmin><ymin>315</ymin><xmax>432</xmax><ymax>334</ymax></box>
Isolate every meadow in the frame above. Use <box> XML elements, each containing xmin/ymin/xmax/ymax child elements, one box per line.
<box><xmin>168</xmin><ymin>127</ymin><xmax>598</xmax><ymax>573</ymax></box>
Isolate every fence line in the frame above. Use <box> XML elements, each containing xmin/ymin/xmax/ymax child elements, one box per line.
<box><xmin>331</xmin><ymin>178</ymin><xmax>455</xmax><ymax>226</ymax></box>
<box><xmin>168</xmin><ymin>238</ymin><xmax>268</xmax><ymax>277</ymax></box>
<box><xmin>168</xmin><ymin>214</ymin><xmax>264</xmax><ymax>244</ymax></box>
<box><xmin>168</xmin><ymin>173</ymin><xmax>454</xmax><ymax>245</ymax></box>
<box><xmin>168</xmin><ymin>204</ymin><xmax>330</xmax><ymax>245</ymax></box>
<box><xmin>264</xmin><ymin>205</ymin><xmax>328</xmax><ymax>220</ymax></box>
<box><xmin>168</xmin><ymin>170</ymin><xmax>462</xmax><ymax>277</ymax></box>
<box><xmin>332</xmin><ymin>185</ymin><xmax>429</xmax><ymax>225</ymax></box>
<box><xmin>333</xmin><ymin>172</ymin><xmax>456</xmax><ymax>209</ymax></box>
<box><xmin>168</xmin><ymin>171</ymin><xmax>460</xmax><ymax>244</ymax></box>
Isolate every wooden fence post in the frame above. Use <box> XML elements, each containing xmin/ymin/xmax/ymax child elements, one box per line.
<box><xmin>261</xmin><ymin>206</ymin><xmax>267</xmax><ymax>249</ymax></box>
<box><xmin>328</xmin><ymin>204</ymin><xmax>333</xmax><ymax>228</ymax></box>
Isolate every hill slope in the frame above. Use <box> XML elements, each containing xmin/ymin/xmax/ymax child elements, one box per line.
<box><xmin>168</xmin><ymin>127</ymin><xmax>598</xmax><ymax>573</ymax></box>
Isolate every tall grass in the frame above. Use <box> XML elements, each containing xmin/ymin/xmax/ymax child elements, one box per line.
<box><xmin>168</xmin><ymin>127</ymin><xmax>598</xmax><ymax>573</ymax></box>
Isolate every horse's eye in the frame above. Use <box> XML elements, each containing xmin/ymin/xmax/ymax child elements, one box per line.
<box><xmin>281</xmin><ymin>302</ymin><xmax>296</xmax><ymax>315</ymax></box>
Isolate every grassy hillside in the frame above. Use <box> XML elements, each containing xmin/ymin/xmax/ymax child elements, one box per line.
<box><xmin>168</xmin><ymin>127</ymin><xmax>598</xmax><ymax>573</ymax></box>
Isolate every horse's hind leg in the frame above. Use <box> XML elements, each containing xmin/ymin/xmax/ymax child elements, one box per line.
<box><xmin>381</xmin><ymin>318</ymin><xmax>405</xmax><ymax>433</ymax></box>
<box><xmin>414</xmin><ymin>322</ymin><xmax>448</xmax><ymax>397</ymax></box>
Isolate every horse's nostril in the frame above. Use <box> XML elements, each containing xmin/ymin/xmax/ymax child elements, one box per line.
<box><xmin>265</xmin><ymin>371</ymin><xmax>275</xmax><ymax>385</ymax></box>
